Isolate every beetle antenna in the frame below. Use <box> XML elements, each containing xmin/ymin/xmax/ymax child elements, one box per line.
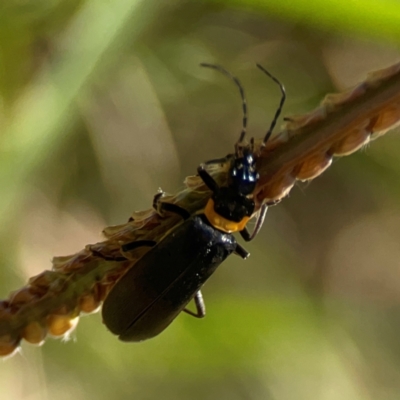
<box><xmin>256</xmin><ymin>64</ymin><xmax>286</xmax><ymax>147</ymax></box>
<box><xmin>200</xmin><ymin>63</ymin><xmax>248</xmax><ymax>146</ymax></box>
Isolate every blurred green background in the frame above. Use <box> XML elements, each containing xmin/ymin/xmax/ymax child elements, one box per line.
<box><xmin>1</xmin><ymin>1</ymin><xmax>400</xmax><ymax>399</ymax></box>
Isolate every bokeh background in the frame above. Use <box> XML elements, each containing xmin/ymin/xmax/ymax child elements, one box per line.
<box><xmin>1</xmin><ymin>1</ymin><xmax>400</xmax><ymax>399</ymax></box>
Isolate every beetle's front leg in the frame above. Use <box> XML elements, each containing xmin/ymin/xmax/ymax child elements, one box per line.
<box><xmin>197</xmin><ymin>164</ymin><xmax>220</xmax><ymax>193</ymax></box>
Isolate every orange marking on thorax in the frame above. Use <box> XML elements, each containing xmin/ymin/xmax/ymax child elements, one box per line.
<box><xmin>204</xmin><ymin>199</ymin><xmax>250</xmax><ymax>233</ymax></box>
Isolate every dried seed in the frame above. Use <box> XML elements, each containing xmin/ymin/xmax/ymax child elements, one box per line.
<box><xmin>23</xmin><ymin>322</ymin><xmax>47</xmax><ymax>345</ymax></box>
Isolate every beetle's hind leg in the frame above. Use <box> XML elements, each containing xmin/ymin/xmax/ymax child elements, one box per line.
<box><xmin>183</xmin><ymin>290</ymin><xmax>206</xmax><ymax>318</ymax></box>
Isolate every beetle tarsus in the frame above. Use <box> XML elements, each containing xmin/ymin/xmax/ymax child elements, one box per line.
<box><xmin>121</xmin><ymin>240</ymin><xmax>156</xmax><ymax>253</ymax></box>
<box><xmin>240</xmin><ymin>203</ymin><xmax>269</xmax><ymax>242</ymax></box>
<box><xmin>158</xmin><ymin>202</ymin><xmax>191</xmax><ymax>220</ymax></box>
<box><xmin>91</xmin><ymin>249</ymin><xmax>128</xmax><ymax>262</ymax></box>
<box><xmin>183</xmin><ymin>291</ymin><xmax>206</xmax><ymax>318</ymax></box>
<box><xmin>234</xmin><ymin>244</ymin><xmax>250</xmax><ymax>259</ymax></box>
<box><xmin>153</xmin><ymin>192</ymin><xmax>191</xmax><ymax>220</ymax></box>
<box><xmin>203</xmin><ymin>155</ymin><xmax>232</xmax><ymax>167</ymax></box>
<box><xmin>197</xmin><ymin>164</ymin><xmax>219</xmax><ymax>193</ymax></box>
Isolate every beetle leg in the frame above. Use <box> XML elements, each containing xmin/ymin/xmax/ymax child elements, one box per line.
<box><xmin>121</xmin><ymin>240</ymin><xmax>156</xmax><ymax>253</ymax></box>
<box><xmin>91</xmin><ymin>249</ymin><xmax>128</xmax><ymax>262</ymax></box>
<box><xmin>240</xmin><ymin>203</ymin><xmax>268</xmax><ymax>242</ymax></box>
<box><xmin>197</xmin><ymin>164</ymin><xmax>219</xmax><ymax>193</ymax></box>
<box><xmin>153</xmin><ymin>192</ymin><xmax>191</xmax><ymax>220</ymax></box>
<box><xmin>240</xmin><ymin>199</ymin><xmax>280</xmax><ymax>242</ymax></box>
<box><xmin>203</xmin><ymin>155</ymin><xmax>233</xmax><ymax>166</ymax></box>
<box><xmin>158</xmin><ymin>202</ymin><xmax>190</xmax><ymax>220</ymax></box>
<box><xmin>183</xmin><ymin>290</ymin><xmax>206</xmax><ymax>318</ymax></box>
<box><xmin>234</xmin><ymin>243</ymin><xmax>250</xmax><ymax>259</ymax></box>
<box><xmin>266</xmin><ymin>199</ymin><xmax>280</xmax><ymax>207</ymax></box>
<box><xmin>152</xmin><ymin>192</ymin><xmax>164</xmax><ymax>211</ymax></box>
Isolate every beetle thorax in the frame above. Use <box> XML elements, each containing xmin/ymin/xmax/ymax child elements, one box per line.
<box><xmin>203</xmin><ymin>150</ymin><xmax>258</xmax><ymax>233</ymax></box>
<box><xmin>212</xmin><ymin>187</ymin><xmax>254</xmax><ymax>222</ymax></box>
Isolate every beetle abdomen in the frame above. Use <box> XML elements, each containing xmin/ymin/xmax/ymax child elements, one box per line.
<box><xmin>102</xmin><ymin>215</ymin><xmax>237</xmax><ymax>341</ymax></box>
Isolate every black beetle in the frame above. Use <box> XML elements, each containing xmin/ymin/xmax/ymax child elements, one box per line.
<box><xmin>101</xmin><ymin>63</ymin><xmax>286</xmax><ymax>342</ymax></box>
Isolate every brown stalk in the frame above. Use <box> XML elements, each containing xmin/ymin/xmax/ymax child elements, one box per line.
<box><xmin>0</xmin><ymin>62</ymin><xmax>399</xmax><ymax>356</ymax></box>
